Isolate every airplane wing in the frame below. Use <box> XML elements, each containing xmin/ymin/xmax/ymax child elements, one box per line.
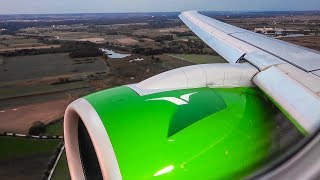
<box><xmin>179</xmin><ymin>11</ymin><xmax>320</xmax><ymax>135</ymax></box>
<box><xmin>179</xmin><ymin>11</ymin><xmax>320</xmax><ymax>71</ymax></box>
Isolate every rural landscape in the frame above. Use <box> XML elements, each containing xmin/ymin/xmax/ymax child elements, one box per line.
<box><xmin>0</xmin><ymin>10</ymin><xmax>319</xmax><ymax>179</ymax></box>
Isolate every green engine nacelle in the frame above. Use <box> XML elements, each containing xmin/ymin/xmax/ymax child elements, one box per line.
<box><xmin>64</xmin><ymin>85</ymin><xmax>276</xmax><ymax>179</ymax></box>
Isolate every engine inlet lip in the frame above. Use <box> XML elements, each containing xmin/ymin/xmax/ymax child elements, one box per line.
<box><xmin>64</xmin><ymin>98</ymin><xmax>122</xmax><ymax>180</ymax></box>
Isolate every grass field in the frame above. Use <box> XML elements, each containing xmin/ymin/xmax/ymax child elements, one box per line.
<box><xmin>0</xmin><ymin>53</ymin><xmax>107</xmax><ymax>83</ymax></box>
<box><xmin>45</xmin><ymin>121</ymin><xmax>64</xmax><ymax>135</ymax></box>
<box><xmin>168</xmin><ymin>54</ymin><xmax>227</xmax><ymax>64</ymax></box>
<box><xmin>0</xmin><ymin>136</ymin><xmax>60</xmax><ymax>159</ymax></box>
<box><xmin>51</xmin><ymin>151</ymin><xmax>71</xmax><ymax>180</ymax></box>
<box><xmin>0</xmin><ymin>136</ymin><xmax>61</xmax><ymax>179</ymax></box>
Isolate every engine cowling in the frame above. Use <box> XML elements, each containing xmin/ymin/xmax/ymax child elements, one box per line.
<box><xmin>64</xmin><ymin>64</ymin><xmax>277</xmax><ymax>179</ymax></box>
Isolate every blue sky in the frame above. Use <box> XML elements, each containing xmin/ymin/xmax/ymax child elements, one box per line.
<box><xmin>0</xmin><ymin>0</ymin><xmax>320</xmax><ymax>14</ymax></box>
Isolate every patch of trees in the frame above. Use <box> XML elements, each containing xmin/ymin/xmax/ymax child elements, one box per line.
<box><xmin>60</xmin><ymin>41</ymin><xmax>97</xmax><ymax>51</ymax></box>
<box><xmin>154</xmin><ymin>35</ymin><xmax>174</xmax><ymax>42</ymax></box>
<box><xmin>28</xmin><ymin>121</ymin><xmax>46</xmax><ymax>135</ymax></box>
<box><xmin>69</xmin><ymin>48</ymin><xmax>103</xmax><ymax>58</ymax></box>
<box><xmin>164</xmin><ymin>39</ymin><xmax>218</xmax><ymax>55</ymax></box>
<box><xmin>173</xmin><ymin>31</ymin><xmax>195</xmax><ymax>37</ymax></box>
<box><xmin>131</xmin><ymin>47</ymin><xmax>163</xmax><ymax>56</ymax></box>
<box><xmin>0</xmin><ymin>40</ymin><xmax>104</xmax><ymax>58</ymax></box>
<box><xmin>37</xmin><ymin>37</ymin><xmax>61</xmax><ymax>45</ymax></box>
<box><xmin>60</xmin><ymin>41</ymin><xmax>103</xmax><ymax>58</ymax></box>
<box><xmin>131</xmin><ymin>39</ymin><xmax>218</xmax><ymax>56</ymax></box>
<box><xmin>63</xmin><ymin>41</ymin><xmax>103</xmax><ymax>58</ymax></box>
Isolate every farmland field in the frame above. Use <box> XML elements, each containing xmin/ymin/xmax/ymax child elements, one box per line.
<box><xmin>42</xmin><ymin>31</ymin><xmax>101</xmax><ymax>41</ymax></box>
<box><xmin>0</xmin><ymin>98</ymin><xmax>72</xmax><ymax>134</ymax></box>
<box><xmin>116</xmin><ymin>37</ymin><xmax>138</xmax><ymax>45</ymax></box>
<box><xmin>280</xmin><ymin>35</ymin><xmax>320</xmax><ymax>51</ymax></box>
<box><xmin>0</xmin><ymin>81</ymin><xmax>89</xmax><ymax>99</ymax></box>
<box><xmin>0</xmin><ymin>35</ymin><xmax>41</xmax><ymax>49</ymax></box>
<box><xmin>0</xmin><ymin>87</ymin><xmax>90</xmax><ymax>109</ymax></box>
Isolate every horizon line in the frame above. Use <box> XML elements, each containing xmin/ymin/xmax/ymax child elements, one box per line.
<box><xmin>1</xmin><ymin>9</ymin><xmax>320</xmax><ymax>16</ymax></box>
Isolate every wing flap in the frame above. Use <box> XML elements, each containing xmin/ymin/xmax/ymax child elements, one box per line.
<box><xmin>254</xmin><ymin>66</ymin><xmax>320</xmax><ymax>134</ymax></box>
<box><xmin>245</xmin><ymin>51</ymin><xmax>285</xmax><ymax>70</ymax></box>
<box><xmin>232</xmin><ymin>32</ymin><xmax>320</xmax><ymax>72</ymax></box>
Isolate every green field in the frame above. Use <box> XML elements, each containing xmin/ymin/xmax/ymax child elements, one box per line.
<box><xmin>45</xmin><ymin>121</ymin><xmax>64</xmax><ymax>135</ymax></box>
<box><xmin>0</xmin><ymin>136</ymin><xmax>61</xmax><ymax>179</ymax></box>
<box><xmin>51</xmin><ymin>151</ymin><xmax>71</xmax><ymax>180</ymax></box>
<box><xmin>0</xmin><ymin>53</ymin><xmax>107</xmax><ymax>83</ymax></box>
<box><xmin>0</xmin><ymin>136</ymin><xmax>60</xmax><ymax>160</ymax></box>
<box><xmin>168</xmin><ymin>54</ymin><xmax>227</xmax><ymax>64</ymax></box>
<box><xmin>45</xmin><ymin>31</ymin><xmax>101</xmax><ymax>41</ymax></box>
<box><xmin>44</xmin><ymin>123</ymin><xmax>69</xmax><ymax>179</ymax></box>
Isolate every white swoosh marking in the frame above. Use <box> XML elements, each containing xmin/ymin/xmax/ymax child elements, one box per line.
<box><xmin>146</xmin><ymin>97</ymin><xmax>187</xmax><ymax>105</ymax></box>
<box><xmin>146</xmin><ymin>92</ymin><xmax>198</xmax><ymax>105</ymax></box>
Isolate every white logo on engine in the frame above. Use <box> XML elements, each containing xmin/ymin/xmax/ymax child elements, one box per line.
<box><xmin>146</xmin><ymin>92</ymin><xmax>197</xmax><ymax>105</ymax></box>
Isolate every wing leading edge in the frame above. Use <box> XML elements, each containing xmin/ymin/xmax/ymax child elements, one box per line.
<box><xmin>179</xmin><ymin>11</ymin><xmax>320</xmax><ymax>73</ymax></box>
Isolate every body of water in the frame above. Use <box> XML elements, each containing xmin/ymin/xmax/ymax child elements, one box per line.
<box><xmin>100</xmin><ymin>48</ymin><xmax>131</xmax><ymax>59</ymax></box>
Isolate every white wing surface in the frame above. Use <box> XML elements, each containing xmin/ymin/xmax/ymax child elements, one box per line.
<box><xmin>179</xmin><ymin>11</ymin><xmax>320</xmax><ymax>135</ymax></box>
<box><xmin>179</xmin><ymin>11</ymin><xmax>320</xmax><ymax>73</ymax></box>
